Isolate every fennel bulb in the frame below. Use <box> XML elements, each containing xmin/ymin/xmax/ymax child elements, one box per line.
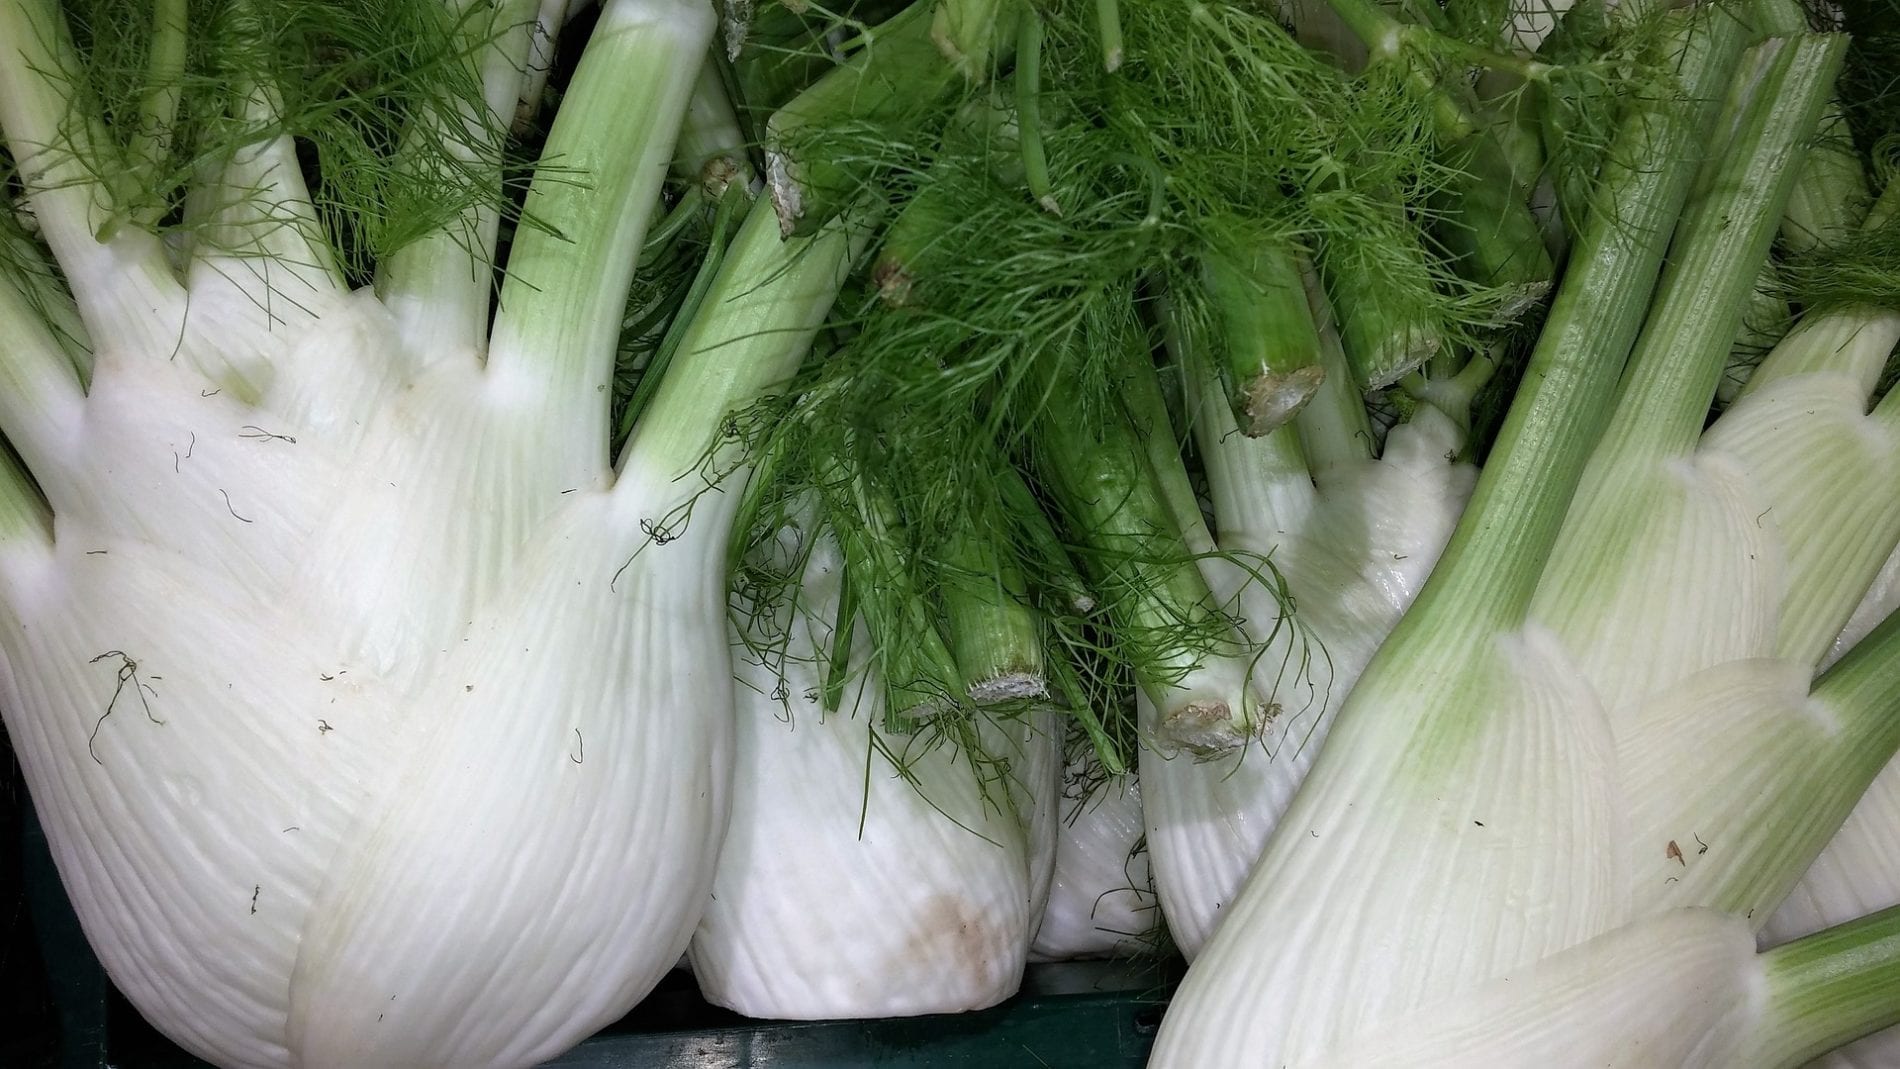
<box><xmin>1140</xmin><ymin>280</ymin><xmax>1476</xmax><ymax>955</ymax></box>
<box><xmin>1152</xmin><ymin>24</ymin><xmax>1900</xmax><ymax>1066</ymax></box>
<box><xmin>691</xmin><ymin>521</ymin><xmax>1055</xmax><ymax>1017</ymax></box>
<box><xmin>0</xmin><ymin>1</ymin><xmax>847</xmax><ymax>1064</ymax></box>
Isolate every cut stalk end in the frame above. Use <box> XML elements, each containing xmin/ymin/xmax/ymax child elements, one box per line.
<box><xmin>764</xmin><ymin>1</ymin><xmax>961</xmax><ymax>235</ymax></box>
<box><xmin>766</xmin><ymin>150</ymin><xmax>806</xmax><ymax>238</ymax></box>
<box><xmin>930</xmin><ymin>0</ymin><xmax>1020</xmax><ymax>83</ymax></box>
<box><xmin>939</xmin><ymin>509</ymin><xmax>1047</xmax><ymax>709</ymax></box>
<box><xmin>1161</xmin><ymin>699</ymin><xmax>1240</xmax><ymax>754</ymax></box>
<box><xmin>969</xmin><ymin>671</ymin><xmax>1053</xmax><ymax>705</ymax></box>
<box><xmin>1236</xmin><ymin>365</ymin><xmax>1327</xmax><ymax>437</ymax></box>
<box><xmin>1201</xmin><ymin>241</ymin><xmax>1328</xmax><ymax>435</ymax></box>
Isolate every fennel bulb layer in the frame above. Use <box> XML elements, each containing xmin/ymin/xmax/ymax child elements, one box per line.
<box><xmin>1283</xmin><ymin>909</ymin><xmax>1767</xmax><ymax>1068</ymax></box>
<box><xmin>1765</xmin><ymin>765</ymin><xmax>1900</xmax><ymax>1069</ymax></box>
<box><xmin>1031</xmin><ymin>760</ymin><xmax>1157</xmax><ymax>961</ymax></box>
<box><xmin>1760</xmin><ymin>544</ymin><xmax>1900</xmax><ymax>1069</ymax></box>
<box><xmin>1283</xmin><ymin>905</ymin><xmax>1900</xmax><ymax>1069</ymax></box>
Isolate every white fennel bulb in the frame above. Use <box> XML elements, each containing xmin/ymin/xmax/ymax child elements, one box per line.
<box><xmin>0</xmin><ymin>2</ymin><xmax>852</xmax><ymax>1065</ymax></box>
<box><xmin>1153</xmin><ymin>28</ymin><xmax>1900</xmax><ymax>1066</ymax></box>
<box><xmin>691</xmin><ymin>522</ymin><xmax>1056</xmax><ymax>1017</ymax></box>
<box><xmin>1139</xmin><ymin>280</ymin><xmax>1475</xmax><ymax>955</ymax></box>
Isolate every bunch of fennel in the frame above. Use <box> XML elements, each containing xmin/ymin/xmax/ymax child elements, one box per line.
<box><xmin>702</xmin><ymin>0</ymin><xmax>1555</xmax><ymax>991</ymax></box>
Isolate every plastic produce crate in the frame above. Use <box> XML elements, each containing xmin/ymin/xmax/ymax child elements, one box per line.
<box><xmin>4</xmin><ymin>758</ymin><xmax>1174</xmax><ymax>1069</ymax></box>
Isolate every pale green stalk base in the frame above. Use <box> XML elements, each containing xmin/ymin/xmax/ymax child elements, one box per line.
<box><xmin>125</xmin><ymin>0</ymin><xmax>188</xmax><ymax>192</ymax></box>
<box><xmin>1741</xmin><ymin>307</ymin><xmax>1900</xmax><ymax>402</ymax></box>
<box><xmin>183</xmin><ymin>87</ymin><xmax>346</xmax><ymax>387</ymax></box>
<box><xmin>0</xmin><ymin>220</ymin><xmax>92</xmax><ymax>380</ymax></box>
<box><xmin>1878</xmin><ymin>384</ymin><xmax>1900</xmax><ymax>433</ymax></box>
<box><xmin>188</xmin><ymin>107</ymin><xmax>336</xmax><ymax>294</ymax></box>
<box><xmin>485</xmin><ymin>0</ymin><xmax>712</xmax><ymax>480</ymax></box>
<box><xmin>1781</xmin><ymin>104</ymin><xmax>1872</xmax><ymax>254</ymax></box>
<box><xmin>1034</xmin><ymin>391</ymin><xmax>1265</xmax><ymax>753</ymax></box>
<box><xmin>1290</xmin><ymin>269</ymin><xmax>1376</xmax><ymax>474</ymax></box>
<box><xmin>1402</xmin><ymin>345</ymin><xmax>1498</xmax><ymax>434</ymax></box>
<box><xmin>0</xmin><ymin>0</ymin><xmax>184</xmax><ymax>355</ymax></box>
<box><xmin>1126</xmin><ymin>322</ymin><xmax>1216</xmax><ymax>558</ymax></box>
<box><xmin>377</xmin><ymin>0</ymin><xmax>541</xmax><ymax>363</ymax></box>
<box><xmin>1197</xmin><ymin>386</ymin><xmax>1318</xmax><ymax>556</ymax></box>
<box><xmin>1760</xmin><ymin>902</ymin><xmax>1900</xmax><ymax>1067</ymax></box>
<box><xmin>1824</xmin><ymin>542</ymin><xmax>1900</xmax><ymax>670</ymax></box>
<box><xmin>1717</xmin><ymin>260</ymin><xmax>1792</xmax><ymax>405</ymax></box>
<box><xmin>516</xmin><ymin>0</ymin><xmax>575</xmax><ymax>131</ymax></box>
<box><xmin>673</xmin><ymin>58</ymin><xmax>758</xmax><ymax>196</ymax></box>
<box><xmin>0</xmin><ymin>272</ymin><xmax>84</xmax><ymax>481</ymax></box>
<box><xmin>627</xmin><ymin>194</ymin><xmax>866</xmax><ymax>476</ymax></box>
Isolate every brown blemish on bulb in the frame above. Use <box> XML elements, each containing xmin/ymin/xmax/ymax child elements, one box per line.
<box><xmin>893</xmin><ymin>893</ymin><xmax>1016</xmax><ymax>1013</ymax></box>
